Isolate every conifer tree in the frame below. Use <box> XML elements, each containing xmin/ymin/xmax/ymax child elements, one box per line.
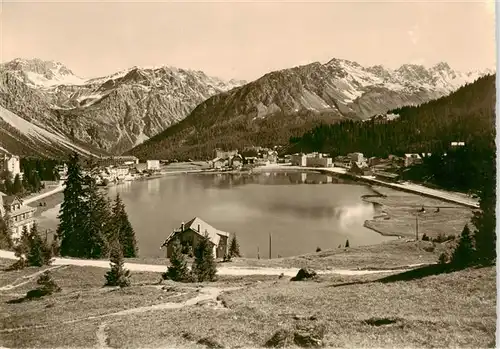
<box><xmin>345</xmin><ymin>239</ymin><xmax>350</xmax><ymax>248</ymax></box>
<box><xmin>57</xmin><ymin>152</ymin><xmax>87</xmax><ymax>257</ymax></box>
<box><xmin>81</xmin><ymin>178</ymin><xmax>110</xmax><ymax>259</ymax></box>
<box><xmin>105</xmin><ymin>240</ymin><xmax>131</xmax><ymax>288</ymax></box>
<box><xmin>472</xmin><ymin>148</ymin><xmax>496</xmax><ymax>265</ymax></box>
<box><xmin>228</xmin><ymin>234</ymin><xmax>241</xmax><ymax>258</ymax></box>
<box><xmin>111</xmin><ymin>194</ymin><xmax>138</xmax><ymax>258</ymax></box>
<box><xmin>26</xmin><ymin>224</ymin><xmax>45</xmax><ymax>267</ymax></box>
<box><xmin>163</xmin><ymin>239</ymin><xmax>191</xmax><ymax>282</ymax></box>
<box><xmin>192</xmin><ymin>233</ymin><xmax>217</xmax><ymax>282</ymax></box>
<box><xmin>451</xmin><ymin>224</ymin><xmax>475</xmax><ymax>268</ymax></box>
<box><xmin>50</xmin><ymin>235</ymin><xmax>60</xmax><ymax>257</ymax></box>
<box><xmin>0</xmin><ymin>214</ymin><xmax>13</xmax><ymax>250</ymax></box>
<box><xmin>12</xmin><ymin>174</ymin><xmax>23</xmax><ymax>195</ymax></box>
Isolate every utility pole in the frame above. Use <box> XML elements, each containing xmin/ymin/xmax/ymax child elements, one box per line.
<box><xmin>257</xmin><ymin>246</ymin><xmax>260</xmax><ymax>260</ymax></box>
<box><xmin>415</xmin><ymin>213</ymin><xmax>419</xmax><ymax>241</ymax></box>
<box><xmin>269</xmin><ymin>233</ymin><xmax>272</xmax><ymax>259</ymax></box>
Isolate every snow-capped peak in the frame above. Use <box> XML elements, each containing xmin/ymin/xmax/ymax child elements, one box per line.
<box><xmin>1</xmin><ymin>58</ymin><xmax>86</xmax><ymax>88</ymax></box>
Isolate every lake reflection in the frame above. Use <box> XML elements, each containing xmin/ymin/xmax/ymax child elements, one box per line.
<box><xmin>39</xmin><ymin>172</ymin><xmax>394</xmax><ymax>258</ymax></box>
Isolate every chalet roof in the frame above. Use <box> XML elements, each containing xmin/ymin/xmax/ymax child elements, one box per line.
<box><xmin>3</xmin><ymin>195</ymin><xmax>21</xmax><ymax>206</ymax></box>
<box><xmin>184</xmin><ymin>217</ymin><xmax>229</xmax><ymax>245</ymax></box>
<box><xmin>165</xmin><ymin>217</ymin><xmax>230</xmax><ymax>247</ymax></box>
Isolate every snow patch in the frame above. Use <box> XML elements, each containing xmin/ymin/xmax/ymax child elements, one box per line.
<box><xmin>0</xmin><ymin>106</ymin><xmax>95</xmax><ymax>156</ymax></box>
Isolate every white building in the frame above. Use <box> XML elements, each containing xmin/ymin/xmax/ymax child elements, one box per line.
<box><xmin>0</xmin><ymin>192</ymin><xmax>36</xmax><ymax>240</ymax></box>
<box><xmin>404</xmin><ymin>153</ymin><xmax>423</xmax><ymax>167</ymax></box>
<box><xmin>3</xmin><ymin>155</ymin><xmax>22</xmax><ymax>178</ymax></box>
<box><xmin>290</xmin><ymin>154</ymin><xmax>307</xmax><ymax>167</ymax></box>
<box><xmin>348</xmin><ymin>152</ymin><xmax>365</xmax><ymax>163</ymax></box>
<box><xmin>147</xmin><ymin>160</ymin><xmax>161</xmax><ymax>171</ymax></box>
<box><xmin>306</xmin><ymin>153</ymin><xmax>333</xmax><ymax>168</ymax></box>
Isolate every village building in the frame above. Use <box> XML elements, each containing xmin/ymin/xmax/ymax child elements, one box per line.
<box><xmin>334</xmin><ymin>156</ymin><xmax>352</xmax><ymax>169</ymax></box>
<box><xmin>349</xmin><ymin>161</ymin><xmax>372</xmax><ymax>176</ymax></box>
<box><xmin>147</xmin><ymin>160</ymin><xmax>161</xmax><ymax>171</ymax></box>
<box><xmin>290</xmin><ymin>153</ymin><xmax>307</xmax><ymax>167</ymax></box>
<box><xmin>243</xmin><ymin>156</ymin><xmax>257</xmax><ymax>165</ymax></box>
<box><xmin>229</xmin><ymin>154</ymin><xmax>243</xmax><ymax>169</ymax></box>
<box><xmin>404</xmin><ymin>153</ymin><xmax>423</xmax><ymax>167</ymax></box>
<box><xmin>98</xmin><ymin>155</ymin><xmax>139</xmax><ymax>167</ymax></box>
<box><xmin>3</xmin><ymin>155</ymin><xmax>22</xmax><ymax>179</ymax></box>
<box><xmin>0</xmin><ymin>192</ymin><xmax>36</xmax><ymax>240</ymax></box>
<box><xmin>162</xmin><ymin>217</ymin><xmax>230</xmax><ymax>259</ymax></box>
<box><xmin>215</xmin><ymin>149</ymin><xmax>238</xmax><ymax>160</ymax></box>
<box><xmin>306</xmin><ymin>153</ymin><xmax>333</xmax><ymax>168</ymax></box>
<box><xmin>348</xmin><ymin>152</ymin><xmax>365</xmax><ymax>164</ymax></box>
<box><xmin>209</xmin><ymin>157</ymin><xmax>226</xmax><ymax>170</ymax></box>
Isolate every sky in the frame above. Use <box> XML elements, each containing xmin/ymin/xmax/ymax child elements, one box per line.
<box><xmin>0</xmin><ymin>0</ymin><xmax>496</xmax><ymax>81</ymax></box>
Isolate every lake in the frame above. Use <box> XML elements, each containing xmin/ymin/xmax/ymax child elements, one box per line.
<box><xmin>36</xmin><ymin>171</ymin><xmax>394</xmax><ymax>258</ymax></box>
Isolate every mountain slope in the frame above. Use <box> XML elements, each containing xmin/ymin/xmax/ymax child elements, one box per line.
<box><xmin>289</xmin><ymin>74</ymin><xmax>496</xmax><ymax>157</ymax></box>
<box><xmin>0</xmin><ymin>58</ymin><xmax>245</xmax><ymax>154</ymax></box>
<box><xmin>128</xmin><ymin>59</ymin><xmax>492</xmax><ymax>160</ymax></box>
<box><xmin>0</xmin><ymin>106</ymin><xmax>104</xmax><ymax>158</ymax></box>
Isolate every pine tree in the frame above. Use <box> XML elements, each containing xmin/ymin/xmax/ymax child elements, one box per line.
<box><xmin>472</xmin><ymin>148</ymin><xmax>496</xmax><ymax>265</ymax></box>
<box><xmin>111</xmin><ymin>194</ymin><xmax>138</xmax><ymax>258</ymax></box>
<box><xmin>345</xmin><ymin>239</ymin><xmax>350</xmax><ymax>248</ymax></box>
<box><xmin>163</xmin><ymin>239</ymin><xmax>191</xmax><ymax>282</ymax></box>
<box><xmin>228</xmin><ymin>234</ymin><xmax>241</xmax><ymax>258</ymax></box>
<box><xmin>50</xmin><ymin>235</ymin><xmax>60</xmax><ymax>257</ymax></box>
<box><xmin>13</xmin><ymin>225</ymin><xmax>31</xmax><ymax>264</ymax></box>
<box><xmin>3</xmin><ymin>173</ymin><xmax>13</xmax><ymax>195</ymax></box>
<box><xmin>26</xmin><ymin>224</ymin><xmax>45</xmax><ymax>267</ymax></box>
<box><xmin>192</xmin><ymin>233</ymin><xmax>217</xmax><ymax>282</ymax></box>
<box><xmin>451</xmin><ymin>224</ymin><xmax>475</xmax><ymax>268</ymax></box>
<box><xmin>81</xmin><ymin>178</ymin><xmax>110</xmax><ymax>259</ymax></box>
<box><xmin>0</xmin><ymin>214</ymin><xmax>13</xmax><ymax>250</ymax></box>
<box><xmin>12</xmin><ymin>174</ymin><xmax>23</xmax><ymax>195</ymax></box>
<box><xmin>105</xmin><ymin>240</ymin><xmax>131</xmax><ymax>288</ymax></box>
<box><xmin>57</xmin><ymin>153</ymin><xmax>87</xmax><ymax>257</ymax></box>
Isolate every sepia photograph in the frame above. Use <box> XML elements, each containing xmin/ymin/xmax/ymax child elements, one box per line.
<box><xmin>0</xmin><ymin>0</ymin><xmax>497</xmax><ymax>348</ymax></box>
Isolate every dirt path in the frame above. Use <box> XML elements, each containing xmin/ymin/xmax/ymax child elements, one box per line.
<box><xmin>0</xmin><ymin>265</ymin><xmax>66</xmax><ymax>291</ymax></box>
<box><xmin>1</xmin><ymin>286</ymin><xmax>240</xmax><ymax>335</ymax></box>
<box><xmin>96</xmin><ymin>322</ymin><xmax>111</xmax><ymax>349</ymax></box>
<box><xmin>0</xmin><ymin>250</ymin><xmax>418</xmax><ymax>277</ymax></box>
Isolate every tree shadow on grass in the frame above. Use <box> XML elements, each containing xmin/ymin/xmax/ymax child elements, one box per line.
<box><xmin>326</xmin><ymin>263</ymin><xmax>475</xmax><ymax>288</ymax></box>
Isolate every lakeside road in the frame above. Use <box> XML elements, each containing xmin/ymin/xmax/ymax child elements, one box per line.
<box><xmin>0</xmin><ymin>250</ymin><xmax>423</xmax><ymax>276</ymax></box>
<box><xmin>23</xmin><ymin>183</ymin><xmax>65</xmax><ymax>206</ymax></box>
<box><xmin>252</xmin><ymin>164</ymin><xmax>479</xmax><ymax>209</ymax></box>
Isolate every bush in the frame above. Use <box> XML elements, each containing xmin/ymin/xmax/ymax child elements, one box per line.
<box><xmin>421</xmin><ymin>233</ymin><xmax>430</xmax><ymax>241</ymax></box>
<box><xmin>315</xmin><ymin>247</ymin><xmax>322</xmax><ymax>252</ymax></box>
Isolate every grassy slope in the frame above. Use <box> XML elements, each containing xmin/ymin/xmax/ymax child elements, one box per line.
<box><xmin>0</xmin><ymin>259</ymin><xmax>495</xmax><ymax>348</ymax></box>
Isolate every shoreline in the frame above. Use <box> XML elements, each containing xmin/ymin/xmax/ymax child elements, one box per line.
<box><xmin>26</xmin><ymin>167</ymin><xmax>471</xmax><ymax>253</ymax></box>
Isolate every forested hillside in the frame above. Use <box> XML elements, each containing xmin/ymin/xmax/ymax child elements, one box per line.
<box><xmin>289</xmin><ymin>74</ymin><xmax>496</xmax><ymax>157</ymax></box>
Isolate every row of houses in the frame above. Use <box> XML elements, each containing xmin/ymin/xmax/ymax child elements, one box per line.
<box><xmin>209</xmin><ymin>147</ymin><xmax>280</xmax><ymax>170</ymax></box>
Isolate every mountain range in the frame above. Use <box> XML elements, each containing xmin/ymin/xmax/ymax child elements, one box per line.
<box><xmin>127</xmin><ymin>59</ymin><xmax>493</xmax><ymax>160</ymax></box>
<box><xmin>0</xmin><ymin>57</ymin><xmax>493</xmax><ymax>159</ymax></box>
<box><xmin>0</xmin><ymin>58</ymin><xmax>244</xmax><ymax>157</ymax></box>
